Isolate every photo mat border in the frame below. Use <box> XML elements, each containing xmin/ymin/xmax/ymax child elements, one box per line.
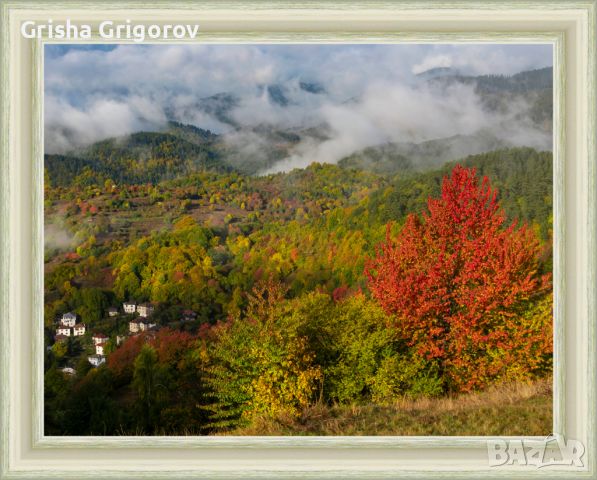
<box><xmin>32</xmin><ymin>31</ymin><xmax>566</xmax><ymax>449</ymax></box>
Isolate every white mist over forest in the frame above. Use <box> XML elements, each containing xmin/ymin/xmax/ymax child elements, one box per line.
<box><xmin>45</xmin><ymin>44</ymin><xmax>553</xmax><ymax>173</ymax></box>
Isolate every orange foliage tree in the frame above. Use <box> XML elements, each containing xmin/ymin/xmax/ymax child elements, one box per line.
<box><xmin>108</xmin><ymin>328</ymin><xmax>197</xmax><ymax>381</ymax></box>
<box><xmin>365</xmin><ymin>165</ymin><xmax>552</xmax><ymax>391</ymax></box>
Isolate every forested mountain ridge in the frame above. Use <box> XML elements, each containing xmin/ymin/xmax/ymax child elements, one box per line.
<box><xmin>45</xmin><ymin>67</ymin><xmax>553</xmax><ymax>183</ymax></box>
<box><xmin>428</xmin><ymin>67</ymin><xmax>553</xmax><ymax>131</ymax></box>
<box><xmin>337</xmin><ymin>68</ymin><xmax>553</xmax><ymax>176</ymax></box>
<box><xmin>338</xmin><ymin>130</ymin><xmax>514</xmax><ymax>174</ymax></box>
<box><xmin>361</xmin><ymin>147</ymin><xmax>552</xmax><ymax>241</ymax></box>
<box><xmin>45</xmin><ymin>121</ymin><xmax>549</xmax><ymax>189</ymax></box>
<box><xmin>427</xmin><ymin>67</ymin><xmax>552</xmax><ymax>94</ymax></box>
<box><xmin>45</xmin><ymin>126</ymin><xmax>230</xmax><ymax>187</ymax></box>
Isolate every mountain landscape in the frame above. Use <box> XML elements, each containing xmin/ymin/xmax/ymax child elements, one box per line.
<box><xmin>45</xmin><ymin>66</ymin><xmax>553</xmax><ymax>183</ymax></box>
<box><xmin>44</xmin><ymin>49</ymin><xmax>554</xmax><ymax>437</ymax></box>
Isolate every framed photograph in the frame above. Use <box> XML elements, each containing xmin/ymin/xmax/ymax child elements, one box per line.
<box><xmin>1</xmin><ymin>0</ymin><xmax>595</xmax><ymax>478</ymax></box>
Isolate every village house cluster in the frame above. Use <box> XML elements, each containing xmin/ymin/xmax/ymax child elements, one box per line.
<box><xmin>54</xmin><ymin>312</ymin><xmax>86</xmax><ymax>342</ymax></box>
<box><xmin>54</xmin><ymin>311</ymin><xmax>108</xmax><ymax>367</ymax></box>
<box><xmin>125</xmin><ymin>301</ymin><xmax>157</xmax><ymax>333</ymax></box>
<box><xmin>53</xmin><ymin>301</ymin><xmax>197</xmax><ymax>372</ymax></box>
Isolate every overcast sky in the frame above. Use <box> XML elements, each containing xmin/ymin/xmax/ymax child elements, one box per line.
<box><xmin>44</xmin><ymin>44</ymin><xmax>552</xmax><ymax>154</ymax></box>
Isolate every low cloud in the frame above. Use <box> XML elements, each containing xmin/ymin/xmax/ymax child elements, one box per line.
<box><xmin>45</xmin><ymin>95</ymin><xmax>167</xmax><ymax>152</ymax></box>
<box><xmin>44</xmin><ymin>44</ymin><xmax>553</xmax><ymax>170</ymax></box>
<box><xmin>45</xmin><ymin>217</ymin><xmax>76</xmax><ymax>251</ymax></box>
<box><xmin>412</xmin><ymin>54</ymin><xmax>453</xmax><ymax>75</ymax></box>
<box><xmin>264</xmin><ymin>81</ymin><xmax>551</xmax><ymax>174</ymax></box>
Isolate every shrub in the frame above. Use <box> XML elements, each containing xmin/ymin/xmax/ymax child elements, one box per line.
<box><xmin>203</xmin><ymin>279</ymin><xmax>322</xmax><ymax>429</ymax></box>
<box><xmin>289</xmin><ymin>293</ymin><xmax>444</xmax><ymax>404</ymax></box>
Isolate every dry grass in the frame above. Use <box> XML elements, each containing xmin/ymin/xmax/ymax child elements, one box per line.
<box><xmin>227</xmin><ymin>377</ymin><xmax>552</xmax><ymax>436</ymax></box>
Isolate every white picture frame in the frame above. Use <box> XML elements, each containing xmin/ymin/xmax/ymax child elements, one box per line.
<box><xmin>0</xmin><ymin>1</ymin><xmax>595</xmax><ymax>478</ymax></box>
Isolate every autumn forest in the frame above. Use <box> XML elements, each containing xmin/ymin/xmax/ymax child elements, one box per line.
<box><xmin>44</xmin><ymin>45</ymin><xmax>553</xmax><ymax>436</ymax></box>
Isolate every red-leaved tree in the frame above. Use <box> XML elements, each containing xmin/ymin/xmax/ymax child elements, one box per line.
<box><xmin>365</xmin><ymin>165</ymin><xmax>552</xmax><ymax>391</ymax></box>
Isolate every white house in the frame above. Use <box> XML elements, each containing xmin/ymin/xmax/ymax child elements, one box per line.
<box><xmin>60</xmin><ymin>312</ymin><xmax>77</xmax><ymax>327</ymax></box>
<box><xmin>123</xmin><ymin>301</ymin><xmax>136</xmax><ymax>314</ymax></box>
<box><xmin>61</xmin><ymin>367</ymin><xmax>76</xmax><ymax>375</ymax></box>
<box><xmin>56</xmin><ymin>326</ymin><xmax>71</xmax><ymax>337</ymax></box>
<box><xmin>95</xmin><ymin>343</ymin><xmax>106</xmax><ymax>356</ymax></box>
<box><xmin>88</xmin><ymin>354</ymin><xmax>105</xmax><ymax>367</ymax></box>
<box><xmin>92</xmin><ymin>333</ymin><xmax>108</xmax><ymax>345</ymax></box>
<box><xmin>137</xmin><ymin>302</ymin><xmax>155</xmax><ymax>318</ymax></box>
<box><xmin>129</xmin><ymin>320</ymin><xmax>140</xmax><ymax>333</ymax></box>
<box><xmin>72</xmin><ymin>323</ymin><xmax>86</xmax><ymax>336</ymax></box>
<box><xmin>107</xmin><ymin>307</ymin><xmax>119</xmax><ymax>317</ymax></box>
<box><xmin>116</xmin><ymin>335</ymin><xmax>127</xmax><ymax>346</ymax></box>
<box><xmin>138</xmin><ymin>321</ymin><xmax>157</xmax><ymax>332</ymax></box>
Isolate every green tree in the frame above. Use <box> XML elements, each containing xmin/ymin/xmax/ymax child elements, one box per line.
<box><xmin>132</xmin><ymin>345</ymin><xmax>169</xmax><ymax>433</ymax></box>
<box><xmin>74</xmin><ymin>287</ymin><xmax>109</xmax><ymax>324</ymax></box>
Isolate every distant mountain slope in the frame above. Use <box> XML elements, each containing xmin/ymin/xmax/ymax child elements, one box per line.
<box><xmin>164</xmin><ymin>121</ymin><xmax>218</xmax><ymax>145</ymax></box>
<box><xmin>428</xmin><ymin>67</ymin><xmax>553</xmax><ymax>132</ymax></box>
<box><xmin>45</xmin><ymin>120</ymin><xmax>313</xmax><ymax>186</ymax></box>
<box><xmin>44</xmin><ymin>121</ymin><xmax>547</xmax><ymax>188</ymax></box>
<box><xmin>429</xmin><ymin>67</ymin><xmax>552</xmax><ymax>94</ymax></box>
<box><xmin>338</xmin><ymin>130</ymin><xmax>513</xmax><ymax>175</ymax></box>
<box><xmin>45</xmin><ymin>128</ymin><xmax>231</xmax><ymax>187</ymax></box>
<box><xmin>216</xmin><ymin>124</ymin><xmax>308</xmax><ymax>175</ymax></box>
<box><xmin>45</xmin><ymin>66</ymin><xmax>553</xmax><ymax>183</ymax></box>
<box><xmin>360</xmin><ymin>147</ymin><xmax>552</xmax><ymax>242</ymax></box>
<box><xmin>165</xmin><ymin>92</ymin><xmax>240</xmax><ymax>128</ymax></box>
<box><xmin>45</xmin><ymin>66</ymin><xmax>553</xmax><ymax>179</ymax></box>
<box><xmin>415</xmin><ymin>67</ymin><xmax>459</xmax><ymax>80</ymax></box>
